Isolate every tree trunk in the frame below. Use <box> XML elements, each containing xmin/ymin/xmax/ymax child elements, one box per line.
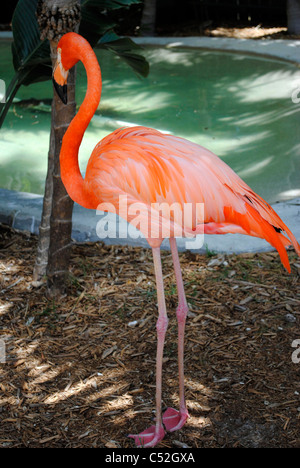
<box><xmin>32</xmin><ymin>112</ymin><xmax>54</xmax><ymax>283</ymax></box>
<box><xmin>35</xmin><ymin>0</ymin><xmax>80</xmax><ymax>297</ymax></box>
<box><xmin>140</xmin><ymin>0</ymin><xmax>156</xmax><ymax>36</ymax></box>
<box><xmin>46</xmin><ymin>40</ymin><xmax>76</xmax><ymax>298</ymax></box>
<box><xmin>287</xmin><ymin>0</ymin><xmax>300</xmax><ymax>35</ymax></box>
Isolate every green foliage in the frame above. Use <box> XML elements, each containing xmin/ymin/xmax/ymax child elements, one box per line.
<box><xmin>97</xmin><ymin>31</ymin><xmax>149</xmax><ymax>77</ymax></box>
<box><xmin>11</xmin><ymin>0</ymin><xmax>51</xmax><ymax>86</ymax></box>
<box><xmin>0</xmin><ymin>0</ymin><xmax>148</xmax><ymax>128</ymax></box>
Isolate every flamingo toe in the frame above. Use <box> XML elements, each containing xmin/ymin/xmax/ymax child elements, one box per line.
<box><xmin>128</xmin><ymin>425</ymin><xmax>165</xmax><ymax>447</ymax></box>
<box><xmin>163</xmin><ymin>407</ymin><xmax>189</xmax><ymax>432</ymax></box>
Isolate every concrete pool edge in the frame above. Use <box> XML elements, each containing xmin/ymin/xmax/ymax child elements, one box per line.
<box><xmin>0</xmin><ymin>34</ymin><xmax>299</xmax><ymax>254</ymax></box>
<box><xmin>131</xmin><ymin>36</ymin><xmax>300</xmax><ymax>66</ymax></box>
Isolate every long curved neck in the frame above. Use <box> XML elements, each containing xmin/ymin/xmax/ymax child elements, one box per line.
<box><xmin>60</xmin><ymin>43</ymin><xmax>102</xmax><ymax>209</ymax></box>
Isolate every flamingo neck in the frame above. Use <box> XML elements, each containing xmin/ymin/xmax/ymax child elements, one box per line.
<box><xmin>60</xmin><ymin>43</ymin><xmax>102</xmax><ymax>209</ymax></box>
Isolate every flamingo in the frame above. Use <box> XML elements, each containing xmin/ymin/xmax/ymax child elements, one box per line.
<box><xmin>52</xmin><ymin>32</ymin><xmax>300</xmax><ymax>447</ymax></box>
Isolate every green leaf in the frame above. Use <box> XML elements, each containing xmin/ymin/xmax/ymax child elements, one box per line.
<box><xmin>11</xmin><ymin>0</ymin><xmax>51</xmax><ymax>82</ymax></box>
<box><xmin>98</xmin><ymin>33</ymin><xmax>149</xmax><ymax>77</ymax></box>
<box><xmin>79</xmin><ymin>8</ymin><xmax>116</xmax><ymax>46</ymax></box>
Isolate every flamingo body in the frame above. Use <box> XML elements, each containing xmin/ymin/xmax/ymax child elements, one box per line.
<box><xmin>84</xmin><ymin>125</ymin><xmax>298</xmax><ymax>269</ymax></box>
<box><xmin>53</xmin><ymin>33</ymin><xmax>300</xmax><ymax>447</ymax></box>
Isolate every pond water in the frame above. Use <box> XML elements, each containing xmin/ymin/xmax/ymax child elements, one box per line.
<box><xmin>0</xmin><ymin>40</ymin><xmax>299</xmax><ymax>203</ymax></box>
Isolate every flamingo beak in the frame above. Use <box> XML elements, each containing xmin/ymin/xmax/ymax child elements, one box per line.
<box><xmin>52</xmin><ymin>48</ymin><xmax>68</xmax><ymax>105</ymax></box>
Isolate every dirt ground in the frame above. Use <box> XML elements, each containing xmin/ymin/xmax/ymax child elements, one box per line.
<box><xmin>0</xmin><ymin>224</ymin><xmax>299</xmax><ymax>448</ymax></box>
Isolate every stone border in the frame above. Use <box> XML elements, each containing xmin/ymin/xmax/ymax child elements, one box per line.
<box><xmin>132</xmin><ymin>36</ymin><xmax>300</xmax><ymax>66</ymax></box>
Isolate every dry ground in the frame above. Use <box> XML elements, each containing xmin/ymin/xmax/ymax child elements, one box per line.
<box><xmin>0</xmin><ymin>224</ymin><xmax>299</xmax><ymax>448</ymax></box>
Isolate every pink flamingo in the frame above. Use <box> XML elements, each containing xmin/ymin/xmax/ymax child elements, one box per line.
<box><xmin>52</xmin><ymin>32</ymin><xmax>300</xmax><ymax>447</ymax></box>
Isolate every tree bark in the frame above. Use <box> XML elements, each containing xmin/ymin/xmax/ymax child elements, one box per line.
<box><xmin>35</xmin><ymin>0</ymin><xmax>80</xmax><ymax>297</ymax></box>
<box><xmin>140</xmin><ymin>0</ymin><xmax>156</xmax><ymax>36</ymax></box>
<box><xmin>287</xmin><ymin>0</ymin><xmax>300</xmax><ymax>35</ymax></box>
<box><xmin>32</xmin><ymin>110</ymin><xmax>54</xmax><ymax>283</ymax></box>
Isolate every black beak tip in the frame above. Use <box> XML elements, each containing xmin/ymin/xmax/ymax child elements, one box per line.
<box><xmin>52</xmin><ymin>77</ymin><xmax>68</xmax><ymax>105</ymax></box>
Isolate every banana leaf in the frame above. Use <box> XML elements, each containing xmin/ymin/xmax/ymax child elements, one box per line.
<box><xmin>0</xmin><ymin>0</ymin><xmax>148</xmax><ymax>128</ymax></box>
<box><xmin>97</xmin><ymin>31</ymin><xmax>149</xmax><ymax>77</ymax></box>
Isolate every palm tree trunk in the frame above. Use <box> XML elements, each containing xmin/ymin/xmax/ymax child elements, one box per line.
<box><xmin>35</xmin><ymin>0</ymin><xmax>80</xmax><ymax>297</ymax></box>
<box><xmin>287</xmin><ymin>0</ymin><xmax>300</xmax><ymax>35</ymax></box>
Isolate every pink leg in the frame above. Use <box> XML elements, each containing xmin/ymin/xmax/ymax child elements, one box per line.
<box><xmin>163</xmin><ymin>237</ymin><xmax>189</xmax><ymax>432</ymax></box>
<box><xmin>129</xmin><ymin>247</ymin><xmax>168</xmax><ymax>447</ymax></box>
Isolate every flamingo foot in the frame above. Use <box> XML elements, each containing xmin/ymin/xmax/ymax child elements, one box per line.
<box><xmin>162</xmin><ymin>407</ymin><xmax>189</xmax><ymax>432</ymax></box>
<box><xmin>128</xmin><ymin>425</ymin><xmax>165</xmax><ymax>447</ymax></box>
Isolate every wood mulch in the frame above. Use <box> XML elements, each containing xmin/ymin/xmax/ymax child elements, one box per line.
<box><xmin>0</xmin><ymin>223</ymin><xmax>299</xmax><ymax>448</ymax></box>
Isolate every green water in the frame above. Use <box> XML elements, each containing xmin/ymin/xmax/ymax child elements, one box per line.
<box><xmin>0</xmin><ymin>40</ymin><xmax>300</xmax><ymax>203</ymax></box>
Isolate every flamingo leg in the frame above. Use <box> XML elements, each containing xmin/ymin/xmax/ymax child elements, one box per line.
<box><xmin>163</xmin><ymin>237</ymin><xmax>189</xmax><ymax>432</ymax></box>
<box><xmin>129</xmin><ymin>246</ymin><xmax>167</xmax><ymax>447</ymax></box>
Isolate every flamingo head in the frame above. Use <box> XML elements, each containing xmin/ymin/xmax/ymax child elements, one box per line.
<box><xmin>53</xmin><ymin>33</ymin><xmax>84</xmax><ymax>105</ymax></box>
<box><xmin>53</xmin><ymin>33</ymin><xmax>100</xmax><ymax>107</ymax></box>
